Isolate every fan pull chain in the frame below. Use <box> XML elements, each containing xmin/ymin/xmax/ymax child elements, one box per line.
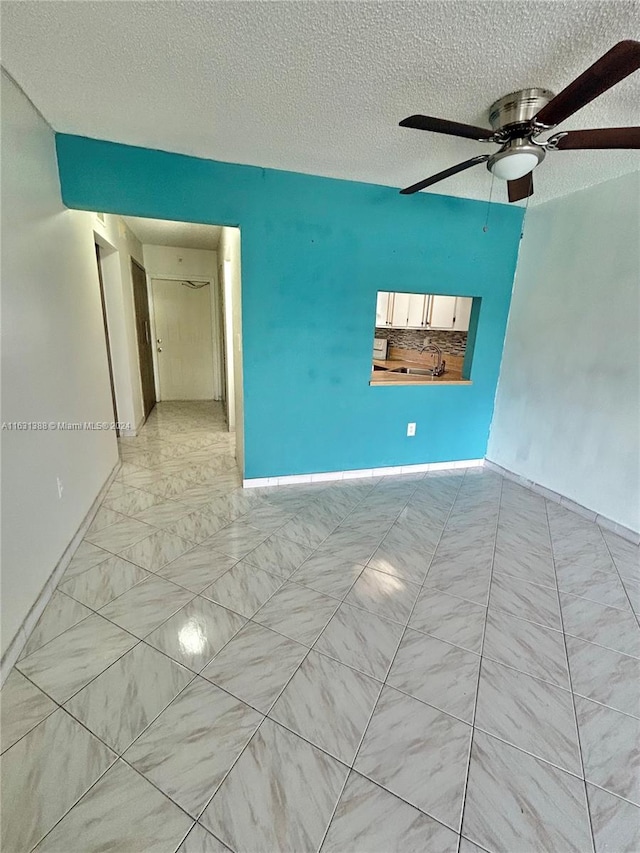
<box><xmin>482</xmin><ymin>171</ymin><xmax>495</xmax><ymax>232</ymax></box>
<box><xmin>519</xmin><ymin>183</ymin><xmax>533</xmax><ymax>240</ymax></box>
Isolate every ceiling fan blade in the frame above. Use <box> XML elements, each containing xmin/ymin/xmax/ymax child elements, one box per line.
<box><xmin>399</xmin><ymin>115</ymin><xmax>495</xmax><ymax>141</ymax></box>
<box><xmin>400</xmin><ymin>155</ymin><xmax>490</xmax><ymax>195</ymax></box>
<box><xmin>533</xmin><ymin>40</ymin><xmax>640</xmax><ymax>129</ymax></box>
<box><xmin>507</xmin><ymin>173</ymin><xmax>534</xmax><ymax>203</ymax></box>
<box><xmin>548</xmin><ymin>127</ymin><xmax>640</xmax><ymax>149</ymax></box>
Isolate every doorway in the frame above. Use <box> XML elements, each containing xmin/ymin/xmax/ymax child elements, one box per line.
<box><xmin>131</xmin><ymin>259</ymin><xmax>156</xmax><ymax>421</ymax></box>
<box><xmin>151</xmin><ymin>277</ymin><xmax>215</xmax><ymax>400</ymax></box>
<box><xmin>88</xmin><ymin>214</ymin><xmax>243</xmax><ymax>474</ymax></box>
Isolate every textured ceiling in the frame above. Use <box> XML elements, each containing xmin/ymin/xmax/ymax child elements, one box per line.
<box><xmin>2</xmin><ymin>1</ymin><xmax>639</xmax><ymax>206</ymax></box>
<box><xmin>123</xmin><ymin>216</ymin><xmax>221</xmax><ymax>250</ymax></box>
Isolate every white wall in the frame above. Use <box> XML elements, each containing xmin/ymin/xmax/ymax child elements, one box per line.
<box><xmin>94</xmin><ymin>215</ymin><xmax>146</xmax><ymax>431</ymax></box>
<box><xmin>1</xmin><ymin>71</ymin><xmax>119</xmax><ymax>658</ymax></box>
<box><xmin>488</xmin><ymin>172</ymin><xmax>640</xmax><ymax>533</ymax></box>
<box><xmin>219</xmin><ymin>227</ymin><xmax>244</xmax><ymax>473</ymax></box>
<box><xmin>142</xmin><ymin>245</ymin><xmax>216</xmax><ymax>280</ymax></box>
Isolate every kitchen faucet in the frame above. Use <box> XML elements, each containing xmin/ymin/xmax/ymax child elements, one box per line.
<box><xmin>419</xmin><ymin>343</ymin><xmax>446</xmax><ymax>377</ymax></box>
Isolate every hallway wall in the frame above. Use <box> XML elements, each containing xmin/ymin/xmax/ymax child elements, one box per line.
<box><xmin>1</xmin><ymin>72</ymin><xmax>119</xmax><ymax>659</ymax></box>
<box><xmin>488</xmin><ymin>172</ymin><xmax>640</xmax><ymax>533</ymax></box>
<box><xmin>94</xmin><ymin>213</ymin><xmax>146</xmax><ymax>431</ymax></box>
<box><xmin>56</xmin><ymin>135</ymin><xmax>524</xmax><ymax>480</ymax></box>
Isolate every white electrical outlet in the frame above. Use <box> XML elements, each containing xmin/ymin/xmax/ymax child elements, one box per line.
<box><xmin>407</xmin><ymin>422</ymin><xmax>416</xmax><ymax>437</ymax></box>
<box><xmin>57</xmin><ymin>477</ymin><xmax>64</xmax><ymax>499</ymax></box>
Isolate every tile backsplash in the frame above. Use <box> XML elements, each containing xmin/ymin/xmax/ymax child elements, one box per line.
<box><xmin>375</xmin><ymin>327</ymin><xmax>468</xmax><ymax>356</ymax></box>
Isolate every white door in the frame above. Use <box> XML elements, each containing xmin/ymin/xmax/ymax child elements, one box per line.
<box><xmin>453</xmin><ymin>297</ymin><xmax>473</xmax><ymax>331</ymax></box>
<box><xmin>429</xmin><ymin>295</ymin><xmax>457</xmax><ymax>329</ymax></box>
<box><xmin>152</xmin><ymin>278</ymin><xmax>215</xmax><ymax>400</ymax></box>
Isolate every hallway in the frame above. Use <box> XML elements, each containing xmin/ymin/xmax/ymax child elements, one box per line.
<box><xmin>2</xmin><ymin>403</ymin><xmax>639</xmax><ymax>852</ymax></box>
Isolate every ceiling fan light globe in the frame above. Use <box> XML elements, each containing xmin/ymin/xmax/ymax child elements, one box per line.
<box><xmin>489</xmin><ymin>152</ymin><xmax>540</xmax><ymax>181</ymax></box>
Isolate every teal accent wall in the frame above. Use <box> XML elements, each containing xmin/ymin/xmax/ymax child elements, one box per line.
<box><xmin>56</xmin><ymin>134</ymin><xmax>523</xmax><ymax>478</ymax></box>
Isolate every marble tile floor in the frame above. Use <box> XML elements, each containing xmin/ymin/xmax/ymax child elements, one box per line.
<box><xmin>2</xmin><ymin>401</ymin><xmax>639</xmax><ymax>852</ymax></box>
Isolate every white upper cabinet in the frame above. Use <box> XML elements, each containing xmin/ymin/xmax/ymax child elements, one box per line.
<box><xmin>429</xmin><ymin>295</ymin><xmax>457</xmax><ymax>329</ymax></box>
<box><xmin>376</xmin><ymin>291</ymin><xmax>391</xmax><ymax>326</ymax></box>
<box><xmin>376</xmin><ymin>290</ymin><xmax>474</xmax><ymax>331</ymax></box>
<box><xmin>376</xmin><ymin>291</ymin><xmax>428</xmax><ymax>328</ymax></box>
<box><xmin>406</xmin><ymin>293</ymin><xmax>427</xmax><ymax>327</ymax></box>
<box><xmin>453</xmin><ymin>297</ymin><xmax>473</xmax><ymax>331</ymax></box>
<box><xmin>390</xmin><ymin>292</ymin><xmax>411</xmax><ymax>327</ymax></box>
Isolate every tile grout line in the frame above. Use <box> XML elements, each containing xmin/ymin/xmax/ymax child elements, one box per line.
<box><xmin>24</xmin><ymin>750</ymin><xmax>120</xmax><ymax>852</ymax></box>
<box><xmin>1</xmin><ymin>669</ymin><xmax>63</xmax><ymax>755</ymax></box>
<box><xmin>558</xmin><ymin>627</ymin><xmax>640</xmax><ymax>660</ymax></box>
<box><xmin>15</xmin><ymin>627</ymin><xmax>143</xmax><ymax>706</ymax></box>
<box><xmin>17</xmin><ymin>582</ymin><xmax>197</xmax><ymax>666</ymax></box>
<box><xmin>545</xmin><ymin>499</ymin><xmax>597</xmax><ymax>853</ymax></box>
<box><xmin>59</xmin><ymin>566</ymin><xmax>155</xmax><ymax>612</ymax></box>
<box><xmin>83</xmin><ymin>519</ymin><xmax>161</xmax><ymax>553</ymax></box>
<box><xmin>563</xmin><ymin>689</ymin><xmax>640</xmax><ymax>722</ymax></box>
<box><xmin>453</xmin><ymin>473</ymin><xmax>503</xmax><ymax>852</ymax></box>
<box><xmin>32</xmin><ymin>748</ymin><xmax>201</xmax><ymax>853</ymax></box>
<box><xmin>16</xmin><ymin>590</ymin><xmax>97</xmax><ymax>662</ymax></box>
<box><xmin>597</xmin><ymin>525</ymin><xmax>640</xmax><ymax>629</ymax></box>
<box><xmin>580</xmin><ymin>780</ymin><xmax>640</xmax><ymax>811</ymax></box>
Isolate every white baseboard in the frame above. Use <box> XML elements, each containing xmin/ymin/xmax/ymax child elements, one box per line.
<box><xmin>243</xmin><ymin>459</ymin><xmax>484</xmax><ymax>489</ymax></box>
<box><xmin>484</xmin><ymin>459</ymin><xmax>639</xmax><ymax>545</ymax></box>
<box><xmin>0</xmin><ymin>460</ymin><xmax>122</xmax><ymax>686</ymax></box>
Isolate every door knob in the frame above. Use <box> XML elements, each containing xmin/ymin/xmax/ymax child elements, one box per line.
<box><xmin>157</xmin><ymin>347</ymin><xmax>163</xmax><ymax>352</ymax></box>
<box><xmin>157</xmin><ymin>338</ymin><xmax>162</xmax><ymax>343</ymax></box>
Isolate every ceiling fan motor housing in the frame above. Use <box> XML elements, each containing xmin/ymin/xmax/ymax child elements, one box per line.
<box><xmin>488</xmin><ymin>88</ymin><xmax>555</xmax><ymax>135</ymax></box>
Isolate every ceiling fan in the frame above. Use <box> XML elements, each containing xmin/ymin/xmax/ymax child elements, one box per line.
<box><xmin>399</xmin><ymin>40</ymin><xmax>640</xmax><ymax>202</ymax></box>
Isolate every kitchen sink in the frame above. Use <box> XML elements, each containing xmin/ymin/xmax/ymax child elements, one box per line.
<box><xmin>390</xmin><ymin>367</ymin><xmax>436</xmax><ymax>376</ymax></box>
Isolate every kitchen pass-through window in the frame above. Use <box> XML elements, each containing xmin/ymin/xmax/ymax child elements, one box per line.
<box><xmin>371</xmin><ymin>291</ymin><xmax>479</xmax><ymax>386</ymax></box>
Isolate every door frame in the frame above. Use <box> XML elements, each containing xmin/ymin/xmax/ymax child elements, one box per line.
<box><xmin>148</xmin><ymin>273</ymin><xmax>223</xmax><ymax>402</ymax></box>
<box><xmin>94</xmin><ymin>243</ymin><xmax>120</xmax><ymax>435</ymax></box>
